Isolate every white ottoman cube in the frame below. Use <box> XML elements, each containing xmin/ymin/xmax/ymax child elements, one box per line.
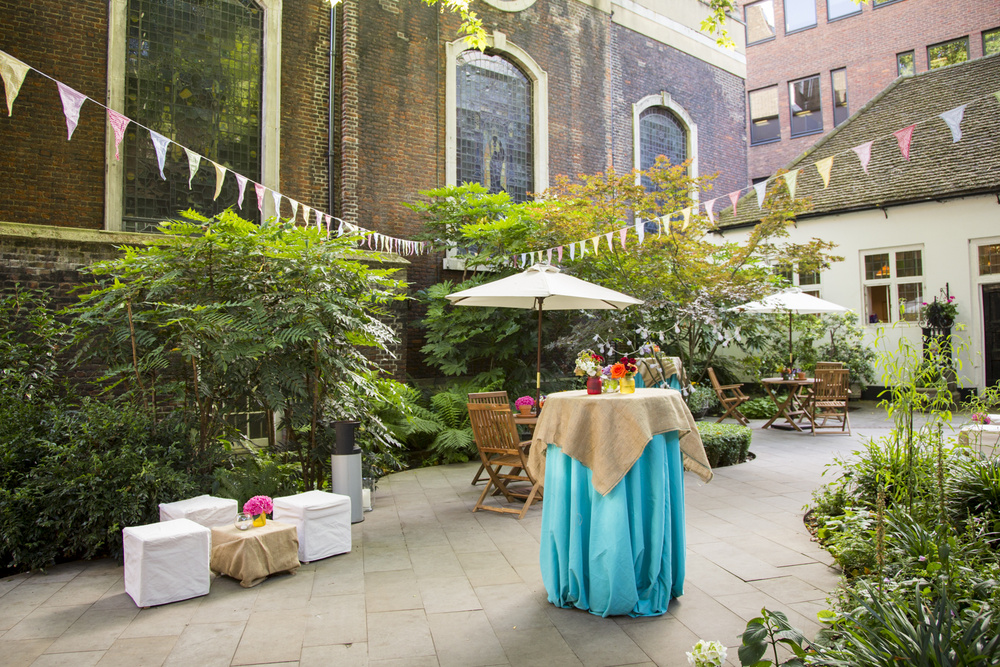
<box><xmin>272</xmin><ymin>491</ymin><xmax>351</xmax><ymax>562</ymax></box>
<box><xmin>158</xmin><ymin>494</ymin><xmax>238</xmax><ymax>528</ymax></box>
<box><xmin>123</xmin><ymin>518</ymin><xmax>211</xmax><ymax>607</ymax></box>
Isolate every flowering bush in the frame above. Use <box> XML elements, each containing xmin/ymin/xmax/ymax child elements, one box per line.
<box><xmin>575</xmin><ymin>349</ymin><xmax>605</xmax><ymax>377</ymax></box>
<box><xmin>514</xmin><ymin>395</ymin><xmax>535</xmax><ymax>409</ymax></box>
<box><xmin>685</xmin><ymin>639</ymin><xmax>727</xmax><ymax>667</ymax></box>
<box><xmin>973</xmin><ymin>413</ymin><xmax>992</xmax><ymax>425</ymax></box>
<box><xmin>922</xmin><ymin>294</ymin><xmax>958</xmax><ymax>327</ymax></box>
<box><xmin>243</xmin><ymin>495</ymin><xmax>273</xmax><ymax>516</ymax></box>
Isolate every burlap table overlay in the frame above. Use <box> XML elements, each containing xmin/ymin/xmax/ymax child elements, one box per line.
<box><xmin>527</xmin><ymin>388</ymin><xmax>713</xmax><ymax>496</ymax></box>
<box><xmin>635</xmin><ymin>356</ymin><xmax>682</xmax><ymax>387</ymax></box>
<box><xmin>211</xmin><ymin>521</ymin><xmax>300</xmax><ymax>588</ymax></box>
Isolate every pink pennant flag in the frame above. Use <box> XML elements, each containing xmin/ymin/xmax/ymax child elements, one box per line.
<box><xmin>894</xmin><ymin>124</ymin><xmax>916</xmax><ymax>160</ymax></box>
<box><xmin>939</xmin><ymin>104</ymin><xmax>967</xmax><ymax>143</ymax></box>
<box><xmin>605</xmin><ymin>232</ymin><xmax>613</xmax><ymax>251</ymax></box>
<box><xmin>753</xmin><ymin>180</ymin><xmax>768</xmax><ymax>209</ymax></box>
<box><xmin>235</xmin><ymin>174</ymin><xmax>248</xmax><ymax>209</ymax></box>
<box><xmin>852</xmin><ymin>141</ymin><xmax>873</xmax><ymax>174</ymax></box>
<box><xmin>212</xmin><ymin>162</ymin><xmax>226</xmax><ymax>201</ymax></box>
<box><xmin>149</xmin><ymin>130</ymin><xmax>170</xmax><ymax>180</ymax></box>
<box><xmin>0</xmin><ymin>51</ymin><xmax>30</xmax><ymax>116</ymax></box>
<box><xmin>619</xmin><ymin>228</ymin><xmax>627</xmax><ymax>249</ymax></box>
<box><xmin>184</xmin><ymin>147</ymin><xmax>201</xmax><ymax>189</ymax></box>
<box><xmin>107</xmin><ymin>109</ymin><xmax>130</xmax><ymax>160</ymax></box>
<box><xmin>815</xmin><ymin>156</ymin><xmax>834</xmax><ymax>189</ymax></box>
<box><xmin>255</xmin><ymin>183</ymin><xmax>266</xmax><ymax>212</ymax></box>
<box><xmin>557</xmin><ymin>246</ymin><xmax>563</xmax><ymax>263</ymax></box>
<box><xmin>56</xmin><ymin>82</ymin><xmax>87</xmax><ymax>140</ymax></box>
<box><xmin>728</xmin><ymin>191</ymin><xmax>740</xmax><ymax>216</ymax></box>
<box><xmin>705</xmin><ymin>198</ymin><xmax>716</xmax><ymax>226</ymax></box>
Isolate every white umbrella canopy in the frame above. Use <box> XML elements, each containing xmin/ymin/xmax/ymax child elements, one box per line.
<box><xmin>446</xmin><ymin>264</ymin><xmax>643</xmax><ymax>404</ymax></box>
<box><xmin>729</xmin><ymin>288</ymin><xmax>850</xmax><ymax>365</ymax></box>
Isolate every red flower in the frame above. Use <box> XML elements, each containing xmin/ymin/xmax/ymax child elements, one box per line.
<box><xmin>620</xmin><ymin>357</ymin><xmax>637</xmax><ymax>374</ymax></box>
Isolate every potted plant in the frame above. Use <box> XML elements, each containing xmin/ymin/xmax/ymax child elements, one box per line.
<box><xmin>514</xmin><ymin>395</ymin><xmax>535</xmax><ymax>415</ymax></box>
<box><xmin>686</xmin><ymin>385</ymin><xmax>716</xmax><ymax>420</ymax></box>
<box><xmin>922</xmin><ymin>293</ymin><xmax>958</xmax><ymax>329</ymax></box>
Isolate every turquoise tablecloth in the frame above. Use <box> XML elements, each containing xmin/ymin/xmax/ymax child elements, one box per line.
<box><xmin>538</xmin><ymin>371</ymin><xmax>686</xmax><ymax>617</ymax></box>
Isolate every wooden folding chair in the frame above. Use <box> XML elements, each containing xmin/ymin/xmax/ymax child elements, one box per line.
<box><xmin>467</xmin><ymin>403</ymin><xmax>542</xmax><ymax>519</ymax></box>
<box><xmin>468</xmin><ymin>391</ymin><xmax>510</xmax><ymax>485</ymax></box>
<box><xmin>707</xmin><ymin>367</ymin><xmax>750</xmax><ymax>426</ymax></box>
<box><xmin>815</xmin><ymin>361</ymin><xmax>844</xmax><ymax>371</ymax></box>
<box><xmin>810</xmin><ymin>368</ymin><xmax>851</xmax><ymax>435</ymax></box>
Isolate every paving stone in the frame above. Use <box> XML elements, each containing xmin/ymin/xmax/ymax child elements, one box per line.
<box><xmin>93</xmin><ymin>635</ymin><xmax>176</xmax><ymax>666</ymax></box>
<box><xmin>366</xmin><ymin>610</ymin><xmax>435</xmax><ymax>662</ymax></box>
<box><xmin>427</xmin><ymin>609</ymin><xmax>507</xmax><ymax>667</ymax></box>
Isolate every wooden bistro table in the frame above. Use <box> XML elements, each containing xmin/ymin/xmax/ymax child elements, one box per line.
<box><xmin>761</xmin><ymin>377</ymin><xmax>818</xmax><ymax>431</ymax></box>
<box><xmin>526</xmin><ymin>388</ymin><xmax>713</xmax><ymax>617</ymax></box>
<box><xmin>211</xmin><ymin>520</ymin><xmax>301</xmax><ymax>588</ymax></box>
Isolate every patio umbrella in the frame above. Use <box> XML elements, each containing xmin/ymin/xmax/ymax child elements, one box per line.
<box><xmin>729</xmin><ymin>287</ymin><xmax>849</xmax><ymax>365</ymax></box>
<box><xmin>446</xmin><ymin>264</ymin><xmax>643</xmax><ymax>406</ymax></box>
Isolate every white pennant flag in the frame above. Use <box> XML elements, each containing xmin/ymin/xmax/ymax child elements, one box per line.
<box><xmin>605</xmin><ymin>232</ymin><xmax>613</xmax><ymax>251</ymax></box>
<box><xmin>939</xmin><ymin>104</ymin><xmax>967</xmax><ymax>143</ymax></box>
<box><xmin>271</xmin><ymin>190</ymin><xmax>282</xmax><ymax>218</ymax></box>
<box><xmin>705</xmin><ymin>198</ymin><xmax>716</xmax><ymax>226</ymax></box>
<box><xmin>570</xmin><ymin>244</ymin><xmax>575</xmax><ymax>261</ymax></box>
<box><xmin>591</xmin><ymin>237</ymin><xmax>599</xmax><ymax>255</ymax></box>
<box><xmin>753</xmin><ymin>180</ymin><xmax>768</xmax><ymax>208</ymax></box>
<box><xmin>337</xmin><ymin>218</ymin><xmax>344</xmax><ymax>236</ymax></box>
<box><xmin>56</xmin><ymin>82</ymin><xmax>87</xmax><ymax>140</ymax></box>
<box><xmin>521</xmin><ymin>253</ymin><xmax>528</xmax><ymax>266</ymax></box>
<box><xmin>302</xmin><ymin>205</ymin><xmax>312</xmax><ymax>227</ymax></box>
<box><xmin>547</xmin><ymin>248</ymin><xmax>552</xmax><ymax>263</ymax></box>
<box><xmin>149</xmin><ymin>131</ymin><xmax>170</xmax><ymax>180</ymax></box>
<box><xmin>184</xmin><ymin>148</ymin><xmax>201</xmax><ymax>189</ymax></box>
<box><xmin>782</xmin><ymin>169</ymin><xmax>799</xmax><ymax>200</ymax></box>
<box><xmin>212</xmin><ymin>162</ymin><xmax>226</xmax><ymax>201</ymax></box>
<box><xmin>235</xmin><ymin>174</ymin><xmax>248</xmax><ymax>209</ymax></box>
<box><xmin>315</xmin><ymin>209</ymin><xmax>324</xmax><ymax>229</ymax></box>
<box><xmin>289</xmin><ymin>200</ymin><xmax>299</xmax><ymax>222</ymax></box>
<box><xmin>0</xmin><ymin>52</ymin><xmax>30</xmax><ymax>116</ymax></box>
<box><xmin>681</xmin><ymin>207</ymin><xmax>691</xmax><ymax>231</ymax></box>
<box><xmin>635</xmin><ymin>219</ymin><xmax>645</xmax><ymax>245</ymax></box>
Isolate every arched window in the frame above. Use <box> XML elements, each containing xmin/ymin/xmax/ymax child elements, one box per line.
<box><xmin>455</xmin><ymin>51</ymin><xmax>533</xmax><ymax>203</ymax></box>
<box><xmin>639</xmin><ymin>107</ymin><xmax>687</xmax><ymax>191</ymax></box>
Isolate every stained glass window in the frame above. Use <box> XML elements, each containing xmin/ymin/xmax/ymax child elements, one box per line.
<box><xmin>639</xmin><ymin>107</ymin><xmax>686</xmax><ymax>191</ymax></box>
<box><xmin>123</xmin><ymin>0</ymin><xmax>263</xmax><ymax>232</ymax></box>
<box><xmin>456</xmin><ymin>51</ymin><xmax>533</xmax><ymax>203</ymax></box>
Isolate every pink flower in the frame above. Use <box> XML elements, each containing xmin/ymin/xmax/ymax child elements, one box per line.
<box><xmin>243</xmin><ymin>495</ymin><xmax>273</xmax><ymax>516</ymax></box>
<box><xmin>514</xmin><ymin>396</ymin><xmax>535</xmax><ymax>408</ymax></box>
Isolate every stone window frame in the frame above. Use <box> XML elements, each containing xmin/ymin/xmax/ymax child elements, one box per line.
<box><xmin>632</xmin><ymin>92</ymin><xmax>698</xmax><ymax>189</ymax></box>
<box><xmin>104</xmin><ymin>0</ymin><xmax>282</xmax><ymax>231</ymax></box>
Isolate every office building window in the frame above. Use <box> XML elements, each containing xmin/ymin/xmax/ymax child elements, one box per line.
<box><xmin>862</xmin><ymin>248</ymin><xmax>923</xmax><ymax>323</ymax></box>
<box><xmin>789</xmin><ymin>75</ymin><xmax>822</xmax><ymax>137</ymax></box>
<box><xmin>983</xmin><ymin>28</ymin><xmax>1000</xmax><ymax>56</ymax></box>
<box><xmin>831</xmin><ymin>68</ymin><xmax>848</xmax><ymax>126</ymax></box>
<box><xmin>745</xmin><ymin>0</ymin><xmax>776</xmax><ymax>44</ymax></box>
<box><xmin>896</xmin><ymin>51</ymin><xmax>915</xmax><ymax>76</ymax></box>
<box><xmin>827</xmin><ymin>0</ymin><xmax>861</xmax><ymax>20</ymax></box>
<box><xmin>784</xmin><ymin>0</ymin><xmax>817</xmax><ymax>33</ymax></box>
<box><xmin>639</xmin><ymin>107</ymin><xmax>687</xmax><ymax>192</ymax></box>
<box><xmin>749</xmin><ymin>86</ymin><xmax>780</xmax><ymax>145</ymax></box>
<box><xmin>928</xmin><ymin>37</ymin><xmax>969</xmax><ymax>70</ymax></box>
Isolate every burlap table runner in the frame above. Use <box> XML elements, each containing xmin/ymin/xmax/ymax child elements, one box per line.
<box><xmin>211</xmin><ymin>521</ymin><xmax>300</xmax><ymax>588</ymax></box>
<box><xmin>527</xmin><ymin>388</ymin><xmax>713</xmax><ymax>495</ymax></box>
<box><xmin>635</xmin><ymin>356</ymin><xmax>682</xmax><ymax>387</ymax></box>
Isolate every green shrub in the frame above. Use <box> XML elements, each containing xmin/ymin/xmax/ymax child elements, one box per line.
<box><xmin>740</xmin><ymin>397</ymin><xmax>778</xmax><ymax>420</ymax></box>
<box><xmin>697</xmin><ymin>422</ymin><xmax>752</xmax><ymax>468</ymax></box>
<box><xmin>946</xmin><ymin>454</ymin><xmax>1000</xmax><ymax>531</ymax></box>
<box><xmin>212</xmin><ymin>455</ymin><xmax>303</xmax><ymax>507</ymax></box>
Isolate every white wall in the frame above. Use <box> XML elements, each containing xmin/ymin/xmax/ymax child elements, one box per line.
<box><xmin>719</xmin><ymin>194</ymin><xmax>1000</xmax><ymax>391</ymax></box>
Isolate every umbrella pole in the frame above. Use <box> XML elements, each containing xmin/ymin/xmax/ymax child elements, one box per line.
<box><xmin>788</xmin><ymin>313</ymin><xmax>794</xmax><ymax>366</ymax></box>
<box><xmin>536</xmin><ymin>297</ymin><xmax>544</xmax><ymax>411</ymax></box>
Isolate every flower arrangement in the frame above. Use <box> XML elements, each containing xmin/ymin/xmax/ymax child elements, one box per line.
<box><xmin>685</xmin><ymin>639</ymin><xmax>727</xmax><ymax>667</ymax></box>
<box><xmin>514</xmin><ymin>395</ymin><xmax>535</xmax><ymax>410</ymax></box>
<box><xmin>973</xmin><ymin>413</ymin><xmax>992</xmax><ymax>425</ymax></box>
<box><xmin>575</xmin><ymin>349</ymin><xmax>605</xmax><ymax>377</ymax></box>
<box><xmin>243</xmin><ymin>495</ymin><xmax>273</xmax><ymax>517</ymax></box>
<box><xmin>922</xmin><ymin>293</ymin><xmax>958</xmax><ymax>328</ymax></box>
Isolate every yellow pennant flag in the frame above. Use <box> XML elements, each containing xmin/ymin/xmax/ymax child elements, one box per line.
<box><xmin>681</xmin><ymin>207</ymin><xmax>691</xmax><ymax>231</ymax></box>
<box><xmin>815</xmin><ymin>156</ymin><xmax>834</xmax><ymax>189</ymax></box>
<box><xmin>592</xmin><ymin>237</ymin><xmax>600</xmax><ymax>255</ymax></box>
<box><xmin>212</xmin><ymin>162</ymin><xmax>227</xmax><ymax>201</ymax></box>
<box><xmin>783</xmin><ymin>170</ymin><xmax>799</xmax><ymax>200</ymax></box>
<box><xmin>0</xmin><ymin>51</ymin><xmax>30</xmax><ymax>116</ymax></box>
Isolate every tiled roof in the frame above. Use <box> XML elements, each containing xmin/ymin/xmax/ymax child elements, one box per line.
<box><xmin>717</xmin><ymin>53</ymin><xmax>1000</xmax><ymax>228</ymax></box>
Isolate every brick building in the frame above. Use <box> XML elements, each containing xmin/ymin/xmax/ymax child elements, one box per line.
<box><xmin>0</xmin><ymin>0</ymin><xmax>748</xmax><ymax>380</ymax></box>
<box><xmin>741</xmin><ymin>0</ymin><xmax>1000</xmax><ymax>182</ymax></box>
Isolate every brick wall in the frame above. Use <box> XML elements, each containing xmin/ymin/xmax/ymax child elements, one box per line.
<box><xmin>743</xmin><ymin>0</ymin><xmax>1000</xmax><ymax>180</ymax></box>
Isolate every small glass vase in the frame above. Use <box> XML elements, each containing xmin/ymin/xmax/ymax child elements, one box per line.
<box><xmin>252</xmin><ymin>513</ymin><xmax>267</xmax><ymax>528</ymax></box>
<box><xmin>586</xmin><ymin>376</ymin><xmax>602</xmax><ymax>395</ymax></box>
<box><xmin>620</xmin><ymin>376</ymin><xmax>636</xmax><ymax>394</ymax></box>
<box><xmin>235</xmin><ymin>512</ymin><xmax>253</xmax><ymax>531</ymax></box>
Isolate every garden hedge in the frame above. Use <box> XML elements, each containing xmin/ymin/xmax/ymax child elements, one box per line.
<box><xmin>697</xmin><ymin>422</ymin><xmax>752</xmax><ymax>468</ymax></box>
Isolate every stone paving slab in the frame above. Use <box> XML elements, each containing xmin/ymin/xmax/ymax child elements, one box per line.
<box><xmin>0</xmin><ymin>402</ymin><xmax>950</xmax><ymax>666</ymax></box>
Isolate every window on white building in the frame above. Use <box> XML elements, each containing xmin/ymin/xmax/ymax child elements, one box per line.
<box><xmin>862</xmin><ymin>248</ymin><xmax>923</xmax><ymax>323</ymax></box>
<box><xmin>774</xmin><ymin>264</ymin><xmax>822</xmax><ymax>297</ymax></box>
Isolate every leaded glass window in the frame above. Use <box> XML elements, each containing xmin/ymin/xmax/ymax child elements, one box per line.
<box><xmin>123</xmin><ymin>0</ymin><xmax>263</xmax><ymax>232</ymax></box>
<box><xmin>639</xmin><ymin>107</ymin><xmax>686</xmax><ymax>191</ymax></box>
<box><xmin>456</xmin><ymin>51</ymin><xmax>533</xmax><ymax>203</ymax></box>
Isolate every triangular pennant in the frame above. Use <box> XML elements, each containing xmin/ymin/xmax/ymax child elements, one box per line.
<box><xmin>580</xmin><ymin>240</ymin><xmax>587</xmax><ymax>257</ymax></box>
<box><xmin>0</xmin><ymin>52</ymin><xmax>30</xmax><ymax>116</ymax></box>
<box><xmin>255</xmin><ymin>183</ymin><xmax>266</xmax><ymax>212</ymax></box>
<box><xmin>557</xmin><ymin>246</ymin><xmax>563</xmax><ymax>263</ymax></box>
<box><xmin>619</xmin><ymin>228</ymin><xmax>627</xmax><ymax>249</ymax></box>
<box><xmin>521</xmin><ymin>253</ymin><xmax>528</xmax><ymax>266</ymax></box>
<box><xmin>184</xmin><ymin>147</ymin><xmax>201</xmax><ymax>188</ymax></box>
<box><xmin>753</xmin><ymin>180</ymin><xmax>768</xmax><ymax>208</ymax></box>
<box><xmin>782</xmin><ymin>170</ymin><xmax>798</xmax><ymax>200</ymax></box>
<box><xmin>547</xmin><ymin>248</ymin><xmax>552</xmax><ymax>264</ymax></box>
<box><xmin>994</xmin><ymin>91</ymin><xmax>1000</xmax><ymax>105</ymax></box>
<box><xmin>636</xmin><ymin>219</ymin><xmax>645</xmax><ymax>245</ymax></box>
<box><xmin>289</xmin><ymin>199</ymin><xmax>299</xmax><ymax>221</ymax></box>
<box><xmin>705</xmin><ymin>198</ymin><xmax>716</xmax><ymax>226</ymax></box>
<box><xmin>235</xmin><ymin>174</ymin><xmax>248</xmax><ymax>209</ymax></box>
<box><xmin>56</xmin><ymin>82</ymin><xmax>87</xmax><ymax>140</ymax></box>
<box><xmin>271</xmin><ymin>190</ymin><xmax>282</xmax><ymax>217</ymax></box>
<box><xmin>591</xmin><ymin>237</ymin><xmax>599</xmax><ymax>255</ymax></box>
<box><xmin>605</xmin><ymin>232</ymin><xmax>613</xmax><ymax>251</ymax></box>
<box><xmin>815</xmin><ymin>156</ymin><xmax>834</xmax><ymax>188</ymax></box>
<box><xmin>325</xmin><ymin>215</ymin><xmax>332</xmax><ymax>237</ymax></box>
<box><xmin>316</xmin><ymin>209</ymin><xmax>324</xmax><ymax>229</ymax></box>
<box><xmin>149</xmin><ymin>130</ymin><xmax>170</xmax><ymax>180</ymax></box>
<box><xmin>939</xmin><ymin>104</ymin><xmax>967</xmax><ymax>143</ymax></box>
<box><xmin>302</xmin><ymin>205</ymin><xmax>312</xmax><ymax>227</ymax></box>
<box><xmin>570</xmin><ymin>244</ymin><xmax>576</xmax><ymax>261</ymax></box>
<box><xmin>681</xmin><ymin>207</ymin><xmax>691</xmax><ymax>231</ymax></box>
<box><xmin>212</xmin><ymin>162</ymin><xmax>226</xmax><ymax>201</ymax></box>
<box><xmin>107</xmin><ymin>109</ymin><xmax>130</xmax><ymax>160</ymax></box>
<box><xmin>852</xmin><ymin>141</ymin><xmax>873</xmax><ymax>174</ymax></box>
<box><xmin>537</xmin><ymin>251</ymin><xmax>544</xmax><ymax>264</ymax></box>
<box><xmin>728</xmin><ymin>191</ymin><xmax>740</xmax><ymax>216</ymax></box>
<box><xmin>894</xmin><ymin>124</ymin><xmax>916</xmax><ymax>160</ymax></box>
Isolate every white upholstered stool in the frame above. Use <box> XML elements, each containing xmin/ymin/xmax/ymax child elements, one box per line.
<box><xmin>272</xmin><ymin>490</ymin><xmax>351</xmax><ymax>562</ymax></box>
<box><xmin>158</xmin><ymin>494</ymin><xmax>238</xmax><ymax>528</ymax></box>
<box><xmin>123</xmin><ymin>518</ymin><xmax>211</xmax><ymax>607</ymax></box>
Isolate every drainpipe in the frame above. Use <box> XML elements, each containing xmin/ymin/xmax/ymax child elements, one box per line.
<box><xmin>328</xmin><ymin>1</ymin><xmax>339</xmax><ymax>215</ymax></box>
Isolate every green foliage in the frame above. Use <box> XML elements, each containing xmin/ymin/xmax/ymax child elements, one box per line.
<box><xmin>815</xmin><ymin>313</ymin><xmax>877</xmax><ymax>390</ymax></box>
<box><xmin>687</xmin><ymin>385</ymin><xmax>718</xmax><ymax>414</ymax></box>
<box><xmin>212</xmin><ymin>455</ymin><xmax>303</xmax><ymax>506</ymax></box>
<box><xmin>696</xmin><ymin>422</ymin><xmax>752</xmax><ymax>467</ymax></box>
<box><xmin>0</xmin><ymin>285</ymin><xmax>72</xmax><ymax>403</ymax></box>
<box><xmin>425</xmin><ymin>387</ymin><xmax>476</xmax><ymax>465</ymax></box>
<box><xmin>738</xmin><ymin>608</ymin><xmax>812</xmax><ymax>667</ymax></box>
<box><xmin>741</xmin><ymin>397</ymin><xmax>779</xmax><ymax>420</ymax></box>
<box><xmin>945</xmin><ymin>454</ymin><xmax>1000</xmax><ymax>532</ymax></box>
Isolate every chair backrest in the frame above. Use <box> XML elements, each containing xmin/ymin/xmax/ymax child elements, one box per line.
<box><xmin>468</xmin><ymin>391</ymin><xmax>510</xmax><ymax>406</ymax></box>
<box><xmin>814</xmin><ymin>368</ymin><xmax>850</xmax><ymax>401</ymax></box>
<box><xmin>815</xmin><ymin>361</ymin><xmax>844</xmax><ymax>371</ymax></box>
<box><xmin>707</xmin><ymin>368</ymin><xmax>724</xmax><ymax>396</ymax></box>
<box><xmin>467</xmin><ymin>403</ymin><xmax>521</xmax><ymax>455</ymax></box>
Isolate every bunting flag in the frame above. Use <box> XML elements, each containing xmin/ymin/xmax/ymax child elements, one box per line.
<box><xmin>728</xmin><ymin>191</ymin><xmax>740</xmax><ymax>216</ymax></box>
<box><xmin>0</xmin><ymin>51</ymin><xmax>30</xmax><ymax>116</ymax></box>
<box><xmin>939</xmin><ymin>104</ymin><xmax>967</xmax><ymax>143</ymax></box>
<box><xmin>557</xmin><ymin>246</ymin><xmax>563</xmax><ymax>263</ymax></box>
<box><xmin>994</xmin><ymin>91</ymin><xmax>1000</xmax><ymax>105</ymax></box>
<box><xmin>255</xmin><ymin>183</ymin><xmax>266</xmax><ymax>212</ymax></box>
<box><xmin>580</xmin><ymin>240</ymin><xmax>587</xmax><ymax>257</ymax></box>
<box><xmin>107</xmin><ymin>109</ymin><xmax>130</xmax><ymax>160</ymax></box>
<box><xmin>681</xmin><ymin>207</ymin><xmax>691</xmax><ymax>231</ymax></box>
<box><xmin>289</xmin><ymin>199</ymin><xmax>299</xmax><ymax>222</ymax></box>
<box><xmin>604</xmin><ymin>231</ymin><xmax>611</xmax><ymax>251</ymax></box>
<box><xmin>325</xmin><ymin>214</ymin><xmax>332</xmax><ymax>237</ymax></box>
<box><xmin>753</xmin><ymin>180</ymin><xmax>767</xmax><ymax>209</ymax></box>
<box><xmin>337</xmin><ymin>218</ymin><xmax>344</xmax><ymax>236</ymax></box>
<box><xmin>619</xmin><ymin>228</ymin><xmax>627</xmax><ymax>249</ymax></box>
<box><xmin>56</xmin><ymin>82</ymin><xmax>87</xmax><ymax>140</ymax></box>
<box><xmin>235</xmin><ymin>174</ymin><xmax>248</xmax><ymax>209</ymax></box>
<box><xmin>894</xmin><ymin>124</ymin><xmax>916</xmax><ymax>160</ymax></box>
<box><xmin>782</xmin><ymin>170</ymin><xmax>798</xmax><ymax>200</ymax></box>
<box><xmin>815</xmin><ymin>156</ymin><xmax>834</xmax><ymax>188</ymax></box>
<box><xmin>547</xmin><ymin>248</ymin><xmax>552</xmax><ymax>264</ymax></box>
<box><xmin>635</xmin><ymin>219</ymin><xmax>645</xmax><ymax>245</ymax></box>
<box><xmin>316</xmin><ymin>209</ymin><xmax>324</xmax><ymax>230</ymax></box>
<box><xmin>852</xmin><ymin>141</ymin><xmax>873</xmax><ymax>174</ymax></box>
<box><xmin>271</xmin><ymin>190</ymin><xmax>282</xmax><ymax>217</ymax></box>
<box><xmin>705</xmin><ymin>198</ymin><xmax>716</xmax><ymax>226</ymax></box>
<box><xmin>591</xmin><ymin>237</ymin><xmax>599</xmax><ymax>255</ymax></box>
<box><xmin>212</xmin><ymin>162</ymin><xmax>226</xmax><ymax>200</ymax></box>
<box><xmin>184</xmin><ymin>147</ymin><xmax>201</xmax><ymax>188</ymax></box>
<box><xmin>302</xmin><ymin>205</ymin><xmax>311</xmax><ymax>228</ymax></box>
<box><xmin>149</xmin><ymin>130</ymin><xmax>170</xmax><ymax>180</ymax></box>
